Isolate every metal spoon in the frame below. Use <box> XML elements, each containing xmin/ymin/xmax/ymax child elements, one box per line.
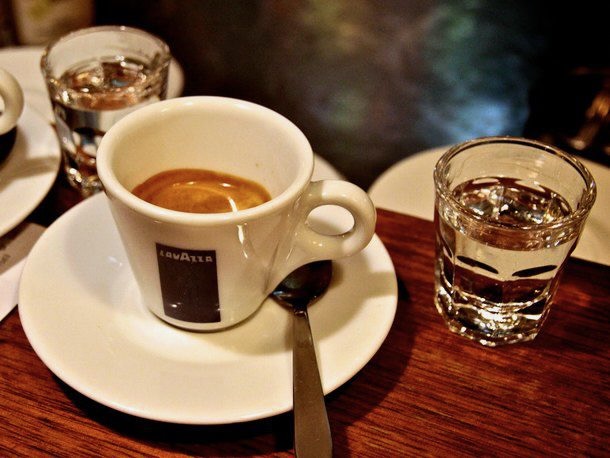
<box><xmin>271</xmin><ymin>260</ymin><xmax>333</xmax><ymax>458</ymax></box>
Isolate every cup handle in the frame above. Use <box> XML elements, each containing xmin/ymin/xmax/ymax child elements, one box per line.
<box><xmin>266</xmin><ymin>179</ymin><xmax>377</xmax><ymax>291</ymax></box>
<box><xmin>0</xmin><ymin>69</ymin><xmax>25</xmax><ymax>135</ymax></box>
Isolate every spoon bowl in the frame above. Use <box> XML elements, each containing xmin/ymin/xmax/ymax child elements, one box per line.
<box><xmin>271</xmin><ymin>260</ymin><xmax>333</xmax><ymax>458</ymax></box>
<box><xmin>272</xmin><ymin>260</ymin><xmax>333</xmax><ymax>310</ymax></box>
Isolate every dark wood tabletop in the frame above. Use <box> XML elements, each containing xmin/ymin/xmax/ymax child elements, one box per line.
<box><xmin>1</xmin><ymin>177</ymin><xmax>609</xmax><ymax>457</ymax></box>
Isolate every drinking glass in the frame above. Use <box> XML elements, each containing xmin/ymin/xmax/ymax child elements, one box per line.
<box><xmin>434</xmin><ymin>136</ymin><xmax>597</xmax><ymax>346</ymax></box>
<box><xmin>41</xmin><ymin>25</ymin><xmax>171</xmax><ymax>196</ymax></box>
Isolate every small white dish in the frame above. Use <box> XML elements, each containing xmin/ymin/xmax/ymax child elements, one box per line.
<box><xmin>0</xmin><ymin>46</ymin><xmax>185</xmax><ymax>122</ymax></box>
<box><xmin>19</xmin><ymin>193</ymin><xmax>397</xmax><ymax>424</ymax></box>
<box><xmin>369</xmin><ymin>146</ymin><xmax>610</xmax><ymax>266</ymax></box>
<box><xmin>0</xmin><ymin>104</ymin><xmax>60</xmax><ymax>237</ymax></box>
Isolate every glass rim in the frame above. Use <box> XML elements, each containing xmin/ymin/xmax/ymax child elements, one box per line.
<box><xmin>40</xmin><ymin>25</ymin><xmax>171</xmax><ymax>75</ymax></box>
<box><xmin>433</xmin><ymin>136</ymin><xmax>598</xmax><ymax>232</ymax></box>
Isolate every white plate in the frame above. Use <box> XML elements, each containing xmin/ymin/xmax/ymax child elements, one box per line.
<box><xmin>0</xmin><ymin>46</ymin><xmax>185</xmax><ymax>122</ymax></box>
<box><xmin>19</xmin><ymin>193</ymin><xmax>397</xmax><ymax>424</ymax></box>
<box><xmin>0</xmin><ymin>104</ymin><xmax>60</xmax><ymax>237</ymax></box>
<box><xmin>369</xmin><ymin>146</ymin><xmax>610</xmax><ymax>266</ymax></box>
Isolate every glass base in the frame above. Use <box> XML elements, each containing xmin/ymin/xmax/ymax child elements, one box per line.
<box><xmin>434</xmin><ymin>288</ymin><xmax>544</xmax><ymax>347</ymax></box>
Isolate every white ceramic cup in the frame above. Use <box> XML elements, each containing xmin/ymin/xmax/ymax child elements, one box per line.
<box><xmin>0</xmin><ymin>68</ymin><xmax>24</xmax><ymax>135</ymax></box>
<box><xmin>97</xmin><ymin>96</ymin><xmax>377</xmax><ymax>331</ymax></box>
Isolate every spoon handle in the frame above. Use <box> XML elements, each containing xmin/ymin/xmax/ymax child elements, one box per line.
<box><xmin>293</xmin><ymin>309</ymin><xmax>332</xmax><ymax>458</ymax></box>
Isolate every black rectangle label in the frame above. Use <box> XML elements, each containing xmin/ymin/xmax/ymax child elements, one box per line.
<box><xmin>156</xmin><ymin>244</ymin><xmax>221</xmax><ymax>323</ymax></box>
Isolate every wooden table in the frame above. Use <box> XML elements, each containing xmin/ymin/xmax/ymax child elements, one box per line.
<box><xmin>1</xmin><ymin>177</ymin><xmax>609</xmax><ymax>457</ymax></box>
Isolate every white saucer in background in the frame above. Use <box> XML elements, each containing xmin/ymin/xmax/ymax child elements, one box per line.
<box><xmin>312</xmin><ymin>154</ymin><xmax>344</xmax><ymax>180</ymax></box>
<box><xmin>369</xmin><ymin>147</ymin><xmax>446</xmax><ymax>222</ymax></box>
<box><xmin>369</xmin><ymin>146</ymin><xmax>610</xmax><ymax>266</ymax></box>
<box><xmin>19</xmin><ymin>193</ymin><xmax>397</xmax><ymax>424</ymax></box>
<box><xmin>0</xmin><ymin>46</ymin><xmax>185</xmax><ymax>122</ymax></box>
<box><xmin>0</xmin><ymin>105</ymin><xmax>60</xmax><ymax>237</ymax></box>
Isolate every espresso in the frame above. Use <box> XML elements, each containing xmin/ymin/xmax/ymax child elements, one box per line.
<box><xmin>132</xmin><ymin>168</ymin><xmax>271</xmax><ymax>213</ymax></box>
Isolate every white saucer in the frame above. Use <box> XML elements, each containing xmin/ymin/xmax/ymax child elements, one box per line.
<box><xmin>0</xmin><ymin>46</ymin><xmax>185</xmax><ymax>122</ymax></box>
<box><xmin>0</xmin><ymin>104</ymin><xmax>60</xmax><ymax>237</ymax></box>
<box><xmin>312</xmin><ymin>153</ymin><xmax>344</xmax><ymax>180</ymax></box>
<box><xmin>19</xmin><ymin>193</ymin><xmax>397</xmax><ymax>424</ymax></box>
<box><xmin>369</xmin><ymin>146</ymin><xmax>610</xmax><ymax>266</ymax></box>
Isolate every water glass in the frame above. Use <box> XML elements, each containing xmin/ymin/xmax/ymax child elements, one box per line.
<box><xmin>41</xmin><ymin>25</ymin><xmax>171</xmax><ymax>196</ymax></box>
<box><xmin>433</xmin><ymin>136</ymin><xmax>596</xmax><ymax>346</ymax></box>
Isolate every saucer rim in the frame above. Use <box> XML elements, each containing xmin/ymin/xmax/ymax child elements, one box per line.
<box><xmin>0</xmin><ymin>104</ymin><xmax>60</xmax><ymax>237</ymax></box>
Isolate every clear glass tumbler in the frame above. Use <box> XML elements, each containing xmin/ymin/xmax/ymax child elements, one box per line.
<box><xmin>41</xmin><ymin>25</ymin><xmax>171</xmax><ymax>196</ymax></box>
<box><xmin>433</xmin><ymin>136</ymin><xmax>597</xmax><ymax>346</ymax></box>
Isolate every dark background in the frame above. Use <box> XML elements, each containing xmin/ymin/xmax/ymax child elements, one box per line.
<box><xmin>10</xmin><ymin>0</ymin><xmax>610</xmax><ymax>187</ymax></box>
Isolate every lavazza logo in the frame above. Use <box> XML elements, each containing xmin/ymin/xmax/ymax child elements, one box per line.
<box><xmin>158</xmin><ymin>247</ymin><xmax>214</xmax><ymax>263</ymax></box>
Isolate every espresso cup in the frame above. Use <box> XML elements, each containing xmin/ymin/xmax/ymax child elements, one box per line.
<box><xmin>97</xmin><ymin>96</ymin><xmax>377</xmax><ymax>331</ymax></box>
<box><xmin>0</xmin><ymin>69</ymin><xmax>24</xmax><ymax>158</ymax></box>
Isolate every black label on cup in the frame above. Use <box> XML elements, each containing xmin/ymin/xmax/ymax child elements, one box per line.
<box><xmin>156</xmin><ymin>243</ymin><xmax>221</xmax><ymax>323</ymax></box>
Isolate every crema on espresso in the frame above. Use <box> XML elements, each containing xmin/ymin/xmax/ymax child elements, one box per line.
<box><xmin>132</xmin><ymin>168</ymin><xmax>271</xmax><ymax>213</ymax></box>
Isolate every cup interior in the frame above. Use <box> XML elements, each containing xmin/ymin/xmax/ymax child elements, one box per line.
<box><xmin>98</xmin><ymin>97</ymin><xmax>313</xmax><ymax>219</ymax></box>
